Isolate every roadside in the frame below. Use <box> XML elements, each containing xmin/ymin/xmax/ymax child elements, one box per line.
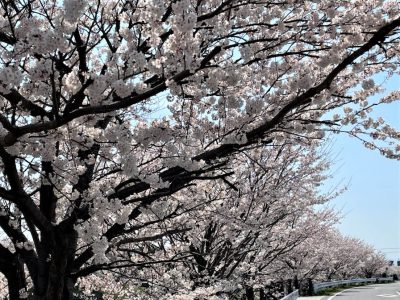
<box><xmin>298</xmin><ymin>282</ymin><xmax>400</xmax><ymax>300</ymax></box>
<box><xmin>297</xmin><ymin>282</ymin><xmax>372</xmax><ymax>299</ymax></box>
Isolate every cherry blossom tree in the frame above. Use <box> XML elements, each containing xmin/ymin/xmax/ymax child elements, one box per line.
<box><xmin>359</xmin><ymin>246</ymin><xmax>387</xmax><ymax>279</ymax></box>
<box><xmin>273</xmin><ymin>229</ymin><xmax>388</xmax><ymax>284</ymax></box>
<box><xmin>0</xmin><ymin>0</ymin><xmax>399</xmax><ymax>299</ymax></box>
<box><xmin>64</xmin><ymin>142</ymin><xmax>337</xmax><ymax>300</ymax></box>
<box><xmin>115</xmin><ymin>144</ymin><xmax>339</xmax><ymax>300</ymax></box>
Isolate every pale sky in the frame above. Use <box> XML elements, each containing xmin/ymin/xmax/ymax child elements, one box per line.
<box><xmin>325</xmin><ymin>75</ymin><xmax>400</xmax><ymax>262</ymax></box>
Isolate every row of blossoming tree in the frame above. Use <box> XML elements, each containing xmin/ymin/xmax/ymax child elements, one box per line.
<box><xmin>0</xmin><ymin>0</ymin><xmax>399</xmax><ymax>299</ymax></box>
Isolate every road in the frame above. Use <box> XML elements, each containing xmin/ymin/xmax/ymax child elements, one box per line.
<box><xmin>319</xmin><ymin>282</ymin><xmax>400</xmax><ymax>300</ymax></box>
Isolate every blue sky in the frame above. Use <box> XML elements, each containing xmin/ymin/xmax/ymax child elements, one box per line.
<box><xmin>325</xmin><ymin>76</ymin><xmax>400</xmax><ymax>261</ymax></box>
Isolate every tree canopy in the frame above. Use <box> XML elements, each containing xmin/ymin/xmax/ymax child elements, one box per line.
<box><xmin>0</xmin><ymin>0</ymin><xmax>398</xmax><ymax>299</ymax></box>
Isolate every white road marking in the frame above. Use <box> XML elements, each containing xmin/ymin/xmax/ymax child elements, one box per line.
<box><xmin>327</xmin><ymin>287</ymin><xmax>357</xmax><ymax>300</ymax></box>
<box><xmin>326</xmin><ymin>284</ymin><xmax>399</xmax><ymax>299</ymax></box>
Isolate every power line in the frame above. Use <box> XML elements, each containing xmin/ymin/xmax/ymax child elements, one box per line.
<box><xmin>380</xmin><ymin>248</ymin><xmax>400</xmax><ymax>249</ymax></box>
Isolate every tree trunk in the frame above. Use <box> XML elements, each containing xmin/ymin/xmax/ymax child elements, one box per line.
<box><xmin>284</xmin><ymin>279</ymin><xmax>293</xmax><ymax>294</ymax></box>
<box><xmin>34</xmin><ymin>227</ymin><xmax>78</xmax><ymax>300</ymax></box>
<box><xmin>0</xmin><ymin>253</ymin><xmax>26</xmax><ymax>300</ymax></box>
<box><xmin>245</xmin><ymin>287</ymin><xmax>255</xmax><ymax>300</ymax></box>
<box><xmin>299</xmin><ymin>278</ymin><xmax>314</xmax><ymax>296</ymax></box>
<box><xmin>259</xmin><ymin>288</ymin><xmax>266</xmax><ymax>300</ymax></box>
<box><xmin>4</xmin><ymin>264</ymin><xmax>25</xmax><ymax>300</ymax></box>
<box><xmin>293</xmin><ymin>275</ymin><xmax>299</xmax><ymax>289</ymax></box>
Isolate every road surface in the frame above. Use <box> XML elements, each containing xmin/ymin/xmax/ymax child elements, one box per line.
<box><xmin>317</xmin><ymin>282</ymin><xmax>400</xmax><ymax>300</ymax></box>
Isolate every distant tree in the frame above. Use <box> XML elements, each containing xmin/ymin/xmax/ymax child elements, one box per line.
<box><xmin>274</xmin><ymin>229</ymin><xmax>387</xmax><ymax>283</ymax></box>
<box><xmin>129</xmin><ymin>144</ymin><xmax>338</xmax><ymax>299</ymax></box>
<box><xmin>0</xmin><ymin>1</ymin><xmax>399</xmax><ymax>299</ymax></box>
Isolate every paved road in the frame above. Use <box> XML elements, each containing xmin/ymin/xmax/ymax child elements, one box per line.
<box><xmin>318</xmin><ymin>282</ymin><xmax>400</xmax><ymax>300</ymax></box>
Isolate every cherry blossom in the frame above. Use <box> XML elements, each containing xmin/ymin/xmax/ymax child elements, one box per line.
<box><xmin>0</xmin><ymin>1</ymin><xmax>399</xmax><ymax>299</ymax></box>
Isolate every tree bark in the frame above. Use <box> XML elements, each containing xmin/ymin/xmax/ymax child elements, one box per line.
<box><xmin>259</xmin><ymin>288</ymin><xmax>266</xmax><ymax>300</ymax></box>
<box><xmin>3</xmin><ymin>263</ymin><xmax>25</xmax><ymax>300</ymax></box>
<box><xmin>0</xmin><ymin>246</ymin><xmax>26</xmax><ymax>300</ymax></box>
<box><xmin>245</xmin><ymin>287</ymin><xmax>255</xmax><ymax>300</ymax></box>
<box><xmin>35</xmin><ymin>227</ymin><xmax>78</xmax><ymax>300</ymax></box>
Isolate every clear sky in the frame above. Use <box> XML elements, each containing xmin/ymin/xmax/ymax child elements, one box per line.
<box><xmin>324</xmin><ymin>75</ymin><xmax>400</xmax><ymax>262</ymax></box>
